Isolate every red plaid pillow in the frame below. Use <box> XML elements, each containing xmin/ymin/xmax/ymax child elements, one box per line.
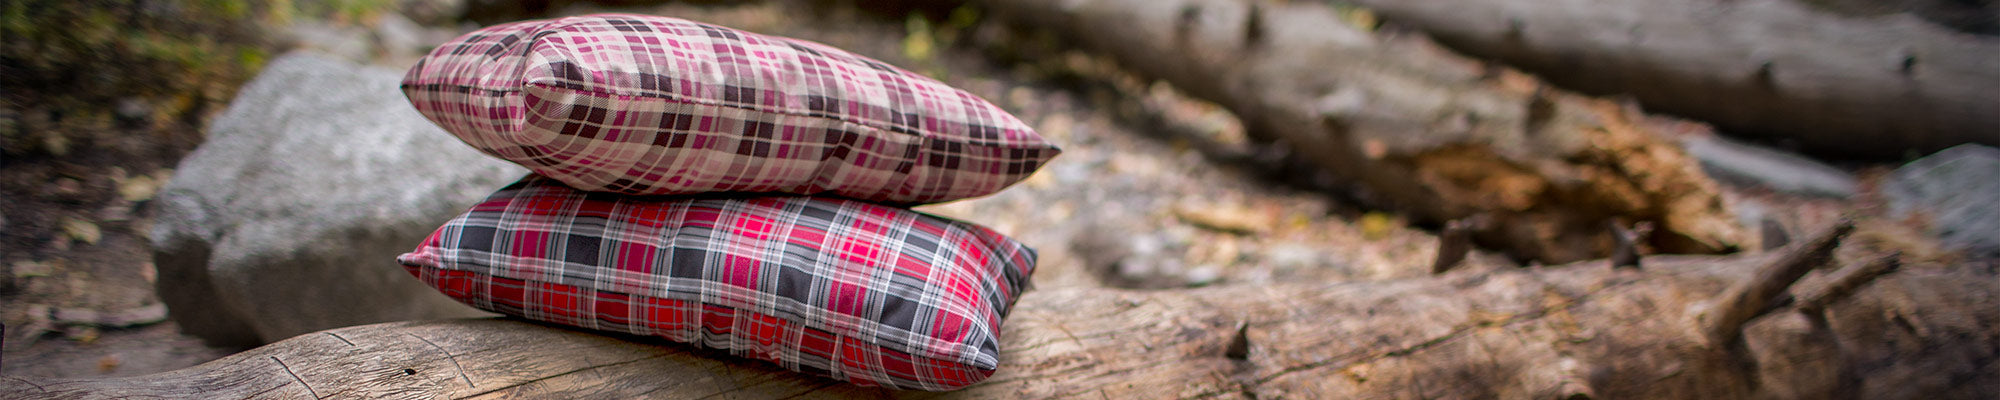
<box><xmin>402</xmin><ymin>14</ymin><xmax>1059</xmax><ymax>204</ymax></box>
<box><xmin>398</xmin><ymin>176</ymin><xmax>1037</xmax><ymax>390</ymax></box>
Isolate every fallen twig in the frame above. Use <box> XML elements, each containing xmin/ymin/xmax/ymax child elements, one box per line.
<box><xmin>1703</xmin><ymin>219</ymin><xmax>1855</xmax><ymax>347</ymax></box>
<box><xmin>1797</xmin><ymin>252</ymin><xmax>1901</xmax><ymax>315</ymax></box>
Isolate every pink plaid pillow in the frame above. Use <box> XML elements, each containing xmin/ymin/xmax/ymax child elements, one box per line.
<box><xmin>398</xmin><ymin>176</ymin><xmax>1037</xmax><ymax>390</ymax></box>
<box><xmin>402</xmin><ymin>14</ymin><xmax>1059</xmax><ymax>204</ymax></box>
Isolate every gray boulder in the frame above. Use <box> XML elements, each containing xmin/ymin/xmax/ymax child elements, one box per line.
<box><xmin>1886</xmin><ymin>144</ymin><xmax>2000</xmax><ymax>258</ymax></box>
<box><xmin>153</xmin><ymin>52</ymin><xmax>524</xmax><ymax>346</ymax></box>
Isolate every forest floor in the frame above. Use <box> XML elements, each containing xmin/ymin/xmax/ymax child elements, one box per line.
<box><xmin>0</xmin><ymin>0</ymin><xmax>1903</xmax><ymax>380</ymax></box>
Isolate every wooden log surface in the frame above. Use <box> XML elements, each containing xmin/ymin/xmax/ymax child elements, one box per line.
<box><xmin>1337</xmin><ymin>0</ymin><xmax>2000</xmax><ymax>159</ymax></box>
<box><xmin>975</xmin><ymin>0</ymin><xmax>1751</xmax><ymax>264</ymax></box>
<box><xmin>6</xmin><ymin>243</ymin><xmax>1995</xmax><ymax>399</ymax></box>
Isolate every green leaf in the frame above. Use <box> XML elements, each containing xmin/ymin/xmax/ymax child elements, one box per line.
<box><xmin>902</xmin><ymin>14</ymin><xmax>935</xmax><ymax>63</ymax></box>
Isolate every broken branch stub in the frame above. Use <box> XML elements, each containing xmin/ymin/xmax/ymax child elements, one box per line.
<box><xmin>1702</xmin><ymin>219</ymin><xmax>1855</xmax><ymax>347</ymax></box>
<box><xmin>1432</xmin><ymin>218</ymin><xmax>1476</xmax><ymax>274</ymax></box>
<box><xmin>1796</xmin><ymin>252</ymin><xmax>1901</xmax><ymax>315</ymax></box>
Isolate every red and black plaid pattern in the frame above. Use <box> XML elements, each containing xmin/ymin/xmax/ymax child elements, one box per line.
<box><xmin>402</xmin><ymin>14</ymin><xmax>1059</xmax><ymax>204</ymax></box>
<box><xmin>398</xmin><ymin>176</ymin><xmax>1037</xmax><ymax>390</ymax></box>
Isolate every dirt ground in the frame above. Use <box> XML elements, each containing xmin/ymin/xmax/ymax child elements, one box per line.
<box><xmin>0</xmin><ymin>0</ymin><xmax>1906</xmax><ymax>380</ymax></box>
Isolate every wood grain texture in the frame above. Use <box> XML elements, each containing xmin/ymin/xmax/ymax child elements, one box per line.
<box><xmin>5</xmin><ymin>251</ymin><xmax>1994</xmax><ymax>399</ymax></box>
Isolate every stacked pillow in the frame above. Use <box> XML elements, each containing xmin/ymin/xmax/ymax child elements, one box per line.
<box><xmin>395</xmin><ymin>14</ymin><xmax>1057</xmax><ymax>391</ymax></box>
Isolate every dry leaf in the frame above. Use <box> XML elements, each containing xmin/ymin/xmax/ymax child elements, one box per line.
<box><xmin>1345</xmin><ymin>8</ymin><xmax>1378</xmax><ymax>31</ymax></box>
<box><xmin>41</xmin><ymin>132</ymin><xmax>69</xmax><ymax>156</ymax></box>
<box><xmin>62</xmin><ymin>217</ymin><xmax>102</xmax><ymax>245</ymax></box>
<box><xmin>117</xmin><ymin>175</ymin><xmax>160</xmax><ymax>202</ymax></box>
<box><xmin>1359</xmin><ymin>212</ymin><xmax>1396</xmax><ymax>241</ymax></box>
<box><xmin>12</xmin><ymin>260</ymin><xmax>52</xmax><ymax>277</ymax></box>
<box><xmin>69</xmin><ymin>326</ymin><xmax>101</xmax><ymax>344</ymax></box>
<box><xmin>97</xmin><ymin>355</ymin><xmax>122</xmax><ymax>373</ymax></box>
<box><xmin>1175</xmin><ymin>203</ymin><xmax>1273</xmax><ymax>235</ymax></box>
<box><xmin>151</xmin><ymin>168</ymin><xmax>175</xmax><ymax>185</ymax></box>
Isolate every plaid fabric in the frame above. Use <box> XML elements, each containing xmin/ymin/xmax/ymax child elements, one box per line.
<box><xmin>402</xmin><ymin>13</ymin><xmax>1059</xmax><ymax>204</ymax></box>
<box><xmin>398</xmin><ymin>176</ymin><xmax>1037</xmax><ymax>390</ymax></box>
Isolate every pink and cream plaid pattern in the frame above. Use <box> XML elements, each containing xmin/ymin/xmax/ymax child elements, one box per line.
<box><xmin>398</xmin><ymin>176</ymin><xmax>1037</xmax><ymax>390</ymax></box>
<box><xmin>402</xmin><ymin>14</ymin><xmax>1059</xmax><ymax>204</ymax></box>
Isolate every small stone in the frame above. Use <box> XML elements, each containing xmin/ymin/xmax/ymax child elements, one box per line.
<box><xmin>115</xmin><ymin>98</ymin><xmax>152</xmax><ymax>128</ymax></box>
<box><xmin>117</xmin><ymin>98</ymin><xmax>151</xmax><ymax>120</ymax></box>
<box><xmin>1185</xmin><ymin>265</ymin><xmax>1222</xmax><ymax>286</ymax></box>
<box><xmin>1264</xmin><ymin>244</ymin><xmax>1320</xmax><ymax>269</ymax></box>
<box><xmin>1116</xmin><ymin>259</ymin><xmax>1154</xmax><ymax>279</ymax></box>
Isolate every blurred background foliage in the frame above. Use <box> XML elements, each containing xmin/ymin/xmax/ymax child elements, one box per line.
<box><xmin>0</xmin><ymin>0</ymin><xmax>402</xmax><ymax>158</ymax></box>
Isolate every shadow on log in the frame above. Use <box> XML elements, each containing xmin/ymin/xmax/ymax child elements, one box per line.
<box><xmin>5</xmin><ymin>224</ymin><xmax>1994</xmax><ymax>398</ymax></box>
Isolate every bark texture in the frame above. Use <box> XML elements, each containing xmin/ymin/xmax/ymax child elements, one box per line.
<box><xmin>975</xmin><ymin>0</ymin><xmax>1751</xmax><ymax>264</ymax></box>
<box><xmin>1338</xmin><ymin>0</ymin><xmax>2000</xmax><ymax>159</ymax></box>
<box><xmin>5</xmin><ymin>239</ymin><xmax>1995</xmax><ymax>399</ymax></box>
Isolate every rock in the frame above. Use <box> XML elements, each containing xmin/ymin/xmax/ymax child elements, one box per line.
<box><xmin>152</xmin><ymin>52</ymin><xmax>523</xmax><ymax>346</ymax></box>
<box><xmin>1681</xmin><ymin>135</ymin><xmax>1858</xmax><ymax>198</ymax></box>
<box><xmin>1885</xmin><ymin>144</ymin><xmax>2000</xmax><ymax>257</ymax></box>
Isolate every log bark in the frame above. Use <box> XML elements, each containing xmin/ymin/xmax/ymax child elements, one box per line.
<box><xmin>6</xmin><ymin>242</ymin><xmax>1995</xmax><ymax>399</ymax></box>
<box><xmin>1337</xmin><ymin>0</ymin><xmax>2000</xmax><ymax>159</ymax></box>
<box><xmin>974</xmin><ymin>0</ymin><xmax>1751</xmax><ymax>264</ymax></box>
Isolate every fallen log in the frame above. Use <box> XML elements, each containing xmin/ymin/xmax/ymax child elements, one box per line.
<box><xmin>1337</xmin><ymin>0</ymin><xmax>2000</xmax><ymax>159</ymax></box>
<box><xmin>975</xmin><ymin>0</ymin><xmax>1750</xmax><ymax>263</ymax></box>
<box><xmin>6</xmin><ymin>229</ymin><xmax>1994</xmax><ymax>399</ymax></box>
